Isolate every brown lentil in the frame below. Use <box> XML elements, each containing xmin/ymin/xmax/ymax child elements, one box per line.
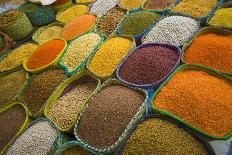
<box><xmin>61</xmin><ymin>145</ymin><xmax>94</xmax><ymax>155</ymax></box>
<box><xmin>36</xmin><ymin>26</ymin><xmax>63</xmax><ymax>44</ymax></box>
<box><xmin>0</xmin><ymin>10</ymin><xmax>22</xmax><ymax>27</ymax></box>
<box><xmin>0</xmin><ymin>104</ymin><xmax>26</xmax><ymax>151</ymax></box>
<box><xmin>122</xmin><ymin>118</ymin><xmax>208</xmax><ymax>155</ymax></box>
<box><xmin>153</xmin><ymin>68</ymin><xmax>232</xmax><ymax>137</ymax></box>
<box><xmin>76</xmin><ymin>84</ymin><xmax>145</xmax><ymax>149</ymax></box>
<box><xmin>96</xmin><ymin>8</ymin><xmax>126</xmax><ymax>38</ymax></box>
<box><xmin>20</xmin><ymin>69</ymin><xmax>65</xmax><ymax>115</ymax></box>
<box><xmin>0</xmin><ymin>43</ymin><xmax>38</xmax><ymax>72</ymax></box>
<box><xmin>0</xmin><ymin>69</ymin><xmax>26</xmax><ymax>108</ymax></box>
<box><xmin>143</xmin><ymin>0</ymin><xmax>176</xmax><ymax>10</ymax></box>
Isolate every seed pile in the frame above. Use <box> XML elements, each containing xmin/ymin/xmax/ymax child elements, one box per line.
<box><xmin>56</xmin><ymin>5</ymin><xmax>89</xmax><ymax>23</ymax></box>
<box><xmin>61</xmin><ymin>14</ymin><xmax>96</xmax><ymax>41</ymax></box>
<box><xmin>61</xmin><ymin>145</ymin><xmax>94</xmax><ymax>155</ymax></box>
<box><xmin>0</xmin><ymin>43</ymin><xmax>38</xmax><ymax>72</ymax></box>
<box><xmin>26</xmin><ymin>39</ymin><xmax>66</xmax><ymax>70</ymax></box>
<box><xmin>37</xmin><ymin>26</ymin><xmax>63</xmax><ymax>43</ymax></box>
<box><xmin>172</xmin><ymin>0</ymin><xmax>218</xmax><ymax>18</ymax></box>
<box><xmin>143</xmin><ymin>0</ymin><xmax>176</xmax><ymax>10</ymax></box>
<box><xmin>122</xmin><ymin>118</ymin><xmax>208</xmax><ymax>155</ymax></box>
<box><xmin>48</xmin><ymin>81</ymin><xmax>97</xmax><ymax>130</ymax></box>
<box><xmin>20</xmin><ymin>69</ymin><xmax>65</xmax><ymax>115</ymax></box>
<box><xmin>118</xmin><ymin>44</ymin><xmax>179</xmax><ymax>85</ymax></box>
<box><xmin>6</xmin><ymin>120</ymin><xmax>58</xmax><ymax>155</ymax></box>
<box><xmin>153</xmin><ymin>69</ymin><xmax>232</xmax><ymax>137</ymax></box>
<box><xmin>76</xmin><ymin>84</ymin><xmax>145</xmax><ymax>149</ymax></box>
<box><xmin>208</xmin><ymin>8</ymin><xmax>232</xmax><ymax>29</ymax></box>
<box><xmin>183</xmin><ymin>33</ymin><xmax>232</xmax><ymax>74</ymax></box>
<box><xmin>142</xmin><ymin>16</ymin><xmax>199</xmax><ymax>46</ymax></box>
<box><xmin>76</xmin><ymin>0</ymin><xmax>93</xmax><ymax>3</ymax></box>
<box><xmin>0</xmin><ymin>104</ymin><xmax>26</xmax><ymax>151</ymax></box>
<box><xmin>0</xmin><ymin>10</ymin><xmax>22</xmax><ymax>27</ymax></box>
<box><xmin>60</xmin><ymin>33</ymin><xmax>102</xmax><ymax>72</ymax></box>
<box><xmin>119</xmin><ymin>0</ymin><xmax>145</xmax><ymax>9</ymax></box>
<box><xmin>96</xmin><ymin>8</ymin><xmax>125</xmax><ymax>38</ymax></box>
<box><xmin>89</xmin><ymin>0</ymin><xmax>118</xmax><ymax>17</ymax></box>
<box><xmin>0</xmin><ymin>37</ymin><xmax>3</xmax><ymax>50</ymax></box>
<box><xmin>88</xmin><ymin>37</ymin><xmax>133</xmax><ymax>78</ymax></box>
<box><xmin>0</xmin><ymin>69</ymin><xmax>26</xmax><ymax>108</ymax></box>
<box><xmin>119</xmin><ymin>11</ymin><xmax>161</xmax><ymax>37</ymax></box>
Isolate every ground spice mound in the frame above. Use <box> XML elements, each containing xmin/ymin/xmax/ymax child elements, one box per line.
<box><xmin>76</xmin><ymin>84</ymin><xmax>145</xmax><ymax>149</ymax></box>
<box><xmin>0</xmin><ymin>104</ymin><xmax>26</xmax><ymax>151</ymax></box>
<box><xmin>118</xmin><ymin>44</ymin><xmax>179</xmax><ymax>85</ymax></box>
<box><xmin>122</xmin><ymin>118</ymin><xmax>208</xmax><ymax>155</ymax></box>
<box><xmin>0</xmin><ymin>10</ymin><xmax>22</xmax><ymax>27</ymax></box>
<box><xmin>0</xmin><ymin>69</ymin><xmax>26</xmax><ymax>108</ymax></box>
<box><xmin>20</xmin><ymin>69</ymin><xmax>65</xmax><ymax>115</ymax></box>
<box><xmin>183</xmin><ymin>33</ymin><xmax>232</xmax><ymax>74</ymax></box>
<box><xmin>61</xmin><ymin>145</ymin><xmax>94</xmax><ymax>155</ymax></box>
<box><xmin>143</xmin><ymin>0</ymin><xmax>176</xmax><ymax>10</ymax></box>
<box><xmin>153</xmin><ymin>69</ymin><xmax>232</xmax><ymax>137</ymax></box>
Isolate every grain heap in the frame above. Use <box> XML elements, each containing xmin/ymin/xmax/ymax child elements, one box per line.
<box><xmin>36</xmin><ymin>26</ymin><xmax>63</xmax><ymax>43</ymax></box>
<box><xmin>89</xmin><ymin>0</ymin><xmax>118</xmax><ymax>17</ymax></box>
<box><xmin>143</xmin><ymin>0</ymin><xmax>176</xmax><ymax>10</ymax></box>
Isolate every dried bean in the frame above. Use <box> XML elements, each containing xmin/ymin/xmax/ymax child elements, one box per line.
<box><xmin>89</xmin><ymin>0</ymin><xmax>118</xmax><ymax>17</ymax></box>
<box><xmin>153</xmin><ymin>69</ymin><xmax>232</xmax><ymax>137</ymax></box>
<box><xmin>20</xmin><ymin>69</ymin><xmax>65</xmax><ymax>115</ymax></box>
<box><xmin>60</xmin><ymin>32</ymin><xmax>102</xmax><ymax>72</ymax></box>
<box><xmin>142</xmin><ymin>16</ymin><xmax>199</xmax><ymax>46</ymax></box>
<box><xmin>37</xmin><ymin>26</ymin><xmax>63</xmax><ymax>44</ymax></box>
<box><xmin>61</xmin><ymin>145</ymin><xmax>94</xmax><ymax>155</ymax></box>
<box><xmin>122</xmin><ymin>118</ymin><xmax>208</xmax><ymax>155</ymax></box>
<box><xmin>118</xmin><ymin>44</ymin><xmax>179</xmax><ymax>85</ymax></box>
<box><xmin>76</xmin><ymin>84</ymin><xmax>145</xmax><ymax>149</ymax></box>
<box><xmin>0</xmin><ymin>69</ymin><xmax>26</xmax><ymax>108</ymax></box>
<box><xmin>0</xmin><ymin>104</ymin><xmax>26</xmax><ymax>151</ymax></box>
<box><xmin>6</xmin><ymin>120</ymin><xmax>58</xmax><ymax>155</ymax></box>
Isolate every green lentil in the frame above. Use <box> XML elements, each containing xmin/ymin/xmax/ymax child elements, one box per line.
<box><xmin>96</xmin><ymin>8</ymin><xmax>126</xmax><ymax>38</ymax></box>
<box><xmin>0</xmin><ymin>10</ymin><xmax>22</xmax><ymax>27</ymax></box>
<box><xmin>119</xmin><ymin>11</ymin><xmax>161</xmax><ymax>36</ymax></box>
<box><xmin>60</xmin><ymin>33</ymin><xmax>102</xmax><ymax>73</ymax></box>
<box><xmin>0</xmin><ymin>69</ymin><xmax>26</xmax><ymax>108</ymax></box>
<box><xmin>122</xmin><ymin>118</ymin><xmax>208</xmax><ymax>155</ymax></box>
<box><xmin>20</xmin><ymin>69</ymin><xmax>65</xmax><ymax>115</ymax></box>
<box><xmin>36</xmin><ymin>26</ymin><xmax>63</xmax><ymax>44</ymax></box>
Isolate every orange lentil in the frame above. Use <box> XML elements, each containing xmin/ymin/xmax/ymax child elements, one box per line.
<box><xmin>26</xmin><ymin>39</ymin><xmax>66</xmax><ymax>70</ymax></box>
<box><xmin>183</xmin><ymin>33</ymin><xmax>232</xmax><ymax>74</ymax></box>
<box><xmin>153</xmin><ymin>68</ymin><xmax>232</xmax><ymax>137</ymax></box>
<box><xmin>61</xmin><ymin>14</ymin><xmax>96</xmax><ymax>41</ymax></box>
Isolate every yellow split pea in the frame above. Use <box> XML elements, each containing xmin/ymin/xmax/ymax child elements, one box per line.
<box><xmin>88</xmin><ymin>37</ymin><xmax>134</xmax><ymax>78</ymax></box>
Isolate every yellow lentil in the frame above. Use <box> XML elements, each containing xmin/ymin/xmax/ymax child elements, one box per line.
<box><xmin>208</xmin><ymin>8</ymin><xmax>232</xmax><ymax>29</ymax></box>
<box><xmin>60</xmin><ymin>32</ymin><xmax>102</xmax><ymax>72</ymax></box>
<box><xmin>172</xmin><ymin>0</ymin><xmax>218</xmax><ymax>18</ymax></box>
<box><xmin>88</xmin><ymin>37</ymin><xmax>133</xmax><ymax>78</ymax></box>
<box><xmin>0</xmin><ymin>43</ymin><xmax>38</xmax><ymax>72</ymax></box>
<box><xmin>37</xmin><ymin>26</ymin><xmax>63</xmax><ymax>44</ymax></box>
<box><xmin>76</xmin><ymin>0</ymin><xmax>93</xmax><ymax>3</ymax></box>
<box><xmin>56</xmin><ymin>5</ymin><xmax>89</xmax><ymax>23</ymax></box>
<box><xmin>119</xmin><ymin>0</ymin><xmax>146</xmax><ymax>9</ymax></box>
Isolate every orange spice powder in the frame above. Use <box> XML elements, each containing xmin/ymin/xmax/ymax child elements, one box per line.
<box><xmin>61</xmin><ymin>14</ymin><xmax>96</xmax><ymax>41</ymax></box>
<box><xmin>26</xmin><ymin>39</ymin><xmax>66</xmax><ymax>70</ymax></box>
<box><xmin>183</xmin><ymin>33</ymin><xmax>232</xmax><ymax>74</ymax></box>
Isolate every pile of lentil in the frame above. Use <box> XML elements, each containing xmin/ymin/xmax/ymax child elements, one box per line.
<box><xmin>142</xmin><ymin>16</ymin><xmax>199</xmax><ymax>46</ymax></box>
<box><xmin>153</xmin><ymin>68</ymin><xmax>232</xmax><ymax>137</ymax></box>
<box><xmin>119</xmin><ymin>0</ymin><xmax>145</xmax><ymax>9</ymax></box>
<box><xmin>48</xmin><ymin>79</ymin><xmax>97</xmax><ymax>130</ymax></box>
<box><xmin>0</xmin><ymin>104</ymin><xmax>26</xmax><ymax>151</ymax></box>
<box><xmin>118</xmin><ymin>11</ymin><xmax>161</xmax><ymax>37</ymax></box>
<box><xmin>20</xmin><ymin>69</ymin><xmax>65</xmax><ymax>115</ymax></box>
<box><xmin>75</xmin><ymin>84</ymin><xmax>145</xmax><ymax>149</ymax></box>
<box><xmin>60</xmin><ymin>144</ymin><xmax>94</xmax><ymax>155</ymax></box>
<box><xmin>88</xmin><ymin>37</ymin><xmax>133</xmax><ymax>78</ymax></box>
<box><xmin>96</xmin><ymin>8</ymin><xmax>126</xmax><ymax>38</ymax></box>
<box><xmin>143</xmin><ymin>0</ymin><xmax>176</xmax><ymax>10</ymax></box>
<box><xmin>172</xmin><ymin>0</ymin><xmax>218</xmax><ymax>18</ymax></box>
<box><xmin>61</xmin><ymin>14</ymin><xmax>96</xmax><ymax>41</ymax></box>
<box><xmin>183</xmin><ymin>32</ymin><xmax>232</xmax><ymax>74</ymax></box>
<box><xmin>56</xmin><ymin>5</ymin><xmax>89</xmax><ymax>23</ymax></box>
<box><xmin>0</xmin><ymin>43</ymin><xmax>38</xmax><ymax>72</ymax></box>
<box><xmin>0</xmin><ymin>10</ymin><xmax>22</xmax><ymax>27</ymax></box>
<box><xmin>36</xmin><ymin>26</ymin><xmax>63</xmax><ymax>43</ymax></box>
<box><xmin>60</xmin><ymin>32</ymin><xmax>102</xmax><ymax>72</ymax></box>
<box><xmin>89</xmin><ymin>0</ymin><xmax>118</xmax><ymax>17</ymax></box>
<box><xmin>118</xmin><ymin>44</ymin><xmax>180</xmax><ymax>85</ymax></box>
<box><xmin>208</xmin><ymin>8</ymin><xmax>232</xmax><ymax>29</ymax></box>
<box><xmin>0</xmin><ymin>69</ymin><xmax>26</xmax><ymax>108</ymax></box>
<box><xmin>5</xmin><ymin>120</ymin><xmax>58</xmax><ymax>155</ymax></box>
<box><xmin>121</xmin><ymin>118</ymin><xmax>208</xmax><ymax>155</ymax></box>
